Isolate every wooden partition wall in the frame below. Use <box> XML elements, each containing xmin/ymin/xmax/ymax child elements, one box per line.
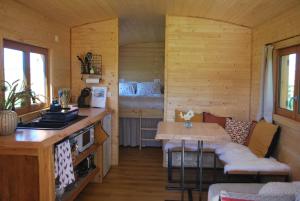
<box><xmin>119</xmin><ymin>42</ymin><xmax>164</xmax><ymax>82</ymax></box>
<box><xmin>251</xmin><ymin>5</ymin><xmax>300</xmax><ymax>180</ymax></box>
<box><xmin>71</xmin><ymin>19</ymin><xmax>119</xmax><ymax>165</ymax></box>
<box><xmin>164</xmin><ymin>16</ymin><xmax>251</xmax><ymax>122</ymax></box>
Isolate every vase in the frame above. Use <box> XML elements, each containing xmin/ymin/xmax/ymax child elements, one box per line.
<box><xmin>58</xmin><ymin>88</ymin><xmax>71</xmax><ymax>109</ymax></box>
<box><xmin>184</xmin><ymin>121</ymin><xmax>192</xmax><ymax>128</ymax></box>
<box><xmin>0</xmin><ymin>110</ymin><xmax>18</xmax><ymax>136</ymax></box>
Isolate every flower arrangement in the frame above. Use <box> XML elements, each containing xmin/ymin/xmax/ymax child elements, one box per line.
<box><xmin>179</xmin><ymin>110</ymin><xmax>194</xmax><ymax>121</ymax></box>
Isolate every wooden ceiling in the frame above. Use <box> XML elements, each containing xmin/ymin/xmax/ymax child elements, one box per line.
<box><xmin>15</xmin><ymin>0</ymin><xmax>300</xmax><ymax>45</ymax></box>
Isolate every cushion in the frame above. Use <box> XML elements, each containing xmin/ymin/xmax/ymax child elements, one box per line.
<box><xmin>175</xmin><ymin>110</ymin><xmax>203</xmax><ymax>122</ymax></box>
<box><xmin>225</xmin><ymin>118</ymin><xmax>251</xmax><ymax>144</ymax></box>
<box><xmin>248</xmin><ymin>120</ymin><xmax>279</xmax><ymax>157</ymax></box>
<box><xmin>258</xmin><ymin>182</ymin><xmax>300</xmax><ymax>196</ymax></box>
<box><xmin>136</xmin><ymin>82</ymin><xmax>161</xmax><ymax>96</ymax></box>
<box><xmin>220</xmin><ymin>190</ymin><xmax>294</xmax><ymax>201</ymax></box>
<box><xmin>244</xmin><ymin>121</ymin><xmax>257</xmax><ymax>146</ymax></box>
<box><xmin>203</xmin><ymin>112</ymin><xmax>229</xmax><ymax>128</ymax></box>
<box><xmin>119</xmin><ymin>82</ymin><xmax>135</xmax><ymax>96</ymax></box>
<box><xmin>220</xmin><ymin>191</ymin><xmax>261</xmax><ymax>201</ymax></box>
<box><xmin>208</xmin><ymin>183</ymin><xmax>264</xmax><ymax>201</ymax></box>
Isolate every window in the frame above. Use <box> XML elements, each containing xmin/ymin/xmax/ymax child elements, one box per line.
<box><xmin>3</xmin><ymin>39</ymin><xmax>49</xmax><ymax>114</ymax></box>
<box><xmin>275</xmin><ymin>45</ymin><xmax>300</xmax><ymax>121</ymax></box>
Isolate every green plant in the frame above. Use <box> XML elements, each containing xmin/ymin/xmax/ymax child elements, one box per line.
<box><xmin>0</xmin><ymin>80</ymin><xmax>41</xmax><ymax>111</ymax></box>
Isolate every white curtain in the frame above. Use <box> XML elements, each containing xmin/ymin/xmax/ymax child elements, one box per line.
<box><xmin>257</xmin><ymin>45</ymin><xmax>274</xmax><ymax>122</ymax></box>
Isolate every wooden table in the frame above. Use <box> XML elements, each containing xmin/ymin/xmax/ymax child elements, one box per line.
<box><xmin>155</xmin><ymin>122</ymin><xmax>230</xmax><ymax>201</ymax></box>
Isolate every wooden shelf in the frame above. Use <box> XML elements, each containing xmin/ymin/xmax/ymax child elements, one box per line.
<box><xmin>73</xmin><ymin>144</ymin><xmax>99</xmax><ymax>166</ymax></box>
<box><xmin>61</xmin><ymin>167</ymin><xmax>100</xmax><ymax>201</ymax></box>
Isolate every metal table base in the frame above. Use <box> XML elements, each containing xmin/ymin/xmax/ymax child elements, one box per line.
<box><xmin>167</xmin><ymin>140</ymin><xmax>203</xmax><ymax>201</ymax></box>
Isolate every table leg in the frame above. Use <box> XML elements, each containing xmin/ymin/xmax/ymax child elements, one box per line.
<box><xmin>198</xmin><ymin>141</ymin><xmax>203</xmax><ymax>201</ymax></box>
<box><xmin>181</xmin><ymin>140</ymin><xmax>185</xmax><ymax>201</ymax></box>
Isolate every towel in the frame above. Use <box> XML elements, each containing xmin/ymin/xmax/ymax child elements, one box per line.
<box><xmin>54</xmin><ymin>140</ymin><xmax>76</xmax><ymax>188</ymax></box>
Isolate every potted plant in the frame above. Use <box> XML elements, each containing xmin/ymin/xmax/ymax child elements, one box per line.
<box><xmin>0</xmin><ymin>80</ymin><xmax>40</xmax><ymax>136</ymax></box>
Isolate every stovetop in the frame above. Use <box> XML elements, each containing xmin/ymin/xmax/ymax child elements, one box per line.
<box><xmin>17</xmin><ymin>115</ymin><xmax>87</xmax><ymax>130</ymax></box>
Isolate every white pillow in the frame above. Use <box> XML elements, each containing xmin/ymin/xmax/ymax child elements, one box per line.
<box><xmin>259</xmin><ymin>182</ymin><xmax>300</xmax><ymax>196</ymax></box>
<box><xmin>119</xmin><ymin>82</ymin><xmax>135</xmax><ymax>96</ymax></box>
<box><xmin>136</xmin><ymin>82</ymin><xmax>161</xmax><ymax>96</ymax></box>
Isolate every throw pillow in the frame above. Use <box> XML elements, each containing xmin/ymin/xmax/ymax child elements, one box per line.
<box><xmin>248</xmin><ymin>120</ymin><xmax>279</xmax><ymax>158</ymax></box>
<box><xmin>220</xmin><ymin>191</ymin><xmax>260</xmax><ymax>201</ymax></box>
<box><xmin>203</xmin><ymin>112</ymin><xmax>229</xmax><ymax>128</ymax></box>
<box><xmin>225</xmin><ymin>118</ymin><xmax>251</xmax><ymax>144</ymax></box>
<box><xmin>259</xmin><ymin>182</ymin><xmax>300</xmax><ymax>196</ymax></box>
<box><xmin>221</xmin><ymin>190</ymin><xmax>295</xmax><ymax>201</ymax></box>
<box><xmin>175</xmin><ymin>110</ymin><xmax>203</xmax><ymax>122</ymax></box>
<box><xmin>119</xmin><ymin>82</ymin><xmax>135</xmax><ymax>96</ymax></box>
<box><xmin>136</xmin><ymin>82</ymin><xmax>161</xmax><ymax>96</ymax></box>
<box><xmin>244</xmin><ymin>121</ymin><xmax>257</xmax><ymax>146</ymax></box>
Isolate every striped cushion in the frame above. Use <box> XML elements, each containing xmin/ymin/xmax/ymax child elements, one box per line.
<box><xmin>220</xmin><ymin>191</ymin><xmax>295</xmax><ymax>201</ymax></box>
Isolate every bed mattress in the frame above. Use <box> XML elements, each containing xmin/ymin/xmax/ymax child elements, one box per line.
<box><xmin>119</xmin><ymin>95</ymin><xmax>164</xmax><ymax>110</ymax></box>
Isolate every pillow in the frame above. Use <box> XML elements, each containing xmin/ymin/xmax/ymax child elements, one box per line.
<box><xmin>244</xmin><ymin>121</ymin><xmax>257</xmax><ymax>146</ymax></box>
<box><xmin>175</xmin><ymin>110</ymin><xmax>203</xmax><ymax>122</ymax></box>
<box><xmin>225</xmin><ymin>118</ymin><xmax>251</xmax><ymax>144</ymax></box>
<box><xmin>247</xmin><ymin>120</ymin><xmax>279</xmax><ymax>158</ymax></box>
<box><xmin>136</xmin><ymin>82</ymin><xmax>161</xmax><ymax>96</ymax></box>
<box><xmin>220</xmin><ymin>191</ymin><xmax>260</xmax><ymax>201</ymax></box>
<box><xmin>220</xmin><ymin>190</ymin><xmax>294</xmax><ymax>201</ymax></box>
<box><xmin>259</xmin><ymin>182</ymin><xmax>300</xmax><ymax>196</ymax></box>
<box><xmin>203</xmin><ymin>112</ymin><xmax>229</xmax><ymax>128</ymax></box>
<box><xmin>119</xmin><ymin>82</ymin><xmax>135</xmax><ymax>96</ymax></box>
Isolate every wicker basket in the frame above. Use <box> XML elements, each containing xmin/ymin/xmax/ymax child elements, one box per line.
<box><xmin>0</xmin><ymin>110</ymin><xmax>17</xmax><ymax>136</ymax></box>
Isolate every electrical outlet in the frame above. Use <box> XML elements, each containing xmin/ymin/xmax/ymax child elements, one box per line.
<box><xmin>107</xmin><ymin>92</ymin><xmax>112</xmax><ymax>97</ymax></box>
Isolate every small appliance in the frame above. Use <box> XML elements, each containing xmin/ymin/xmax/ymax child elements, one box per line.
<box><xmin>77</xmin><ymin>87</ymin><xmax>91</xmax><ymax>108</ymax></box>
<box><xmin>90</xmin><ymin>86</ymin><xmax>107</xmax><ymax>108</ymax></box>
<box><xmin>69</xmin><ymin>125</ymin><xmax>95</xmax><ymax>153</ymax></box>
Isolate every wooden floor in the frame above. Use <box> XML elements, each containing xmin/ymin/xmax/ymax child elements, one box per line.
<box><xmin>77</xmin><ymin>147</ymin><xmax>207</xmax><ymax>201</ymax></box>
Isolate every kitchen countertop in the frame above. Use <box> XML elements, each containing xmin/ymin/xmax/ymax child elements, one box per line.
<box><xmin>0</xmin><ymin>108</ymin><xmax>111</xmax><ymax>150</ymax></box>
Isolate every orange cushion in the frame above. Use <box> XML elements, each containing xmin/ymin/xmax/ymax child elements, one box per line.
<box><xmin>203</xmin><ymin>112</ymin><xmax>229</xmax><ymax>128</ymax></box>
<box><xmin>248</xmin><ymin>120</ymin><xmax>279</xmax><ymax>158</ymax></box>
<box><xmin>175</xmin><ymin>110</ymin><xmax>203</xmax><ymax>122</ymax></box>
<box><xmin>243</xmin><ymin>121</ymin><xmax>257</xmax><ymax>146</ymax></box>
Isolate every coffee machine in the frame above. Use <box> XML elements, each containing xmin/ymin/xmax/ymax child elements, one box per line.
<box><xmin>77</xmin><ymin>87</ymin><xmax>91</xmax><ymax>108</ymax></box>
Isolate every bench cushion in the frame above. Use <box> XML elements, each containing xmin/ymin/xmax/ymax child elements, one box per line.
<box><xmin>248</xmin><ymin>120</ymin><xmax>278</xmax><ymax>158</ymax></box>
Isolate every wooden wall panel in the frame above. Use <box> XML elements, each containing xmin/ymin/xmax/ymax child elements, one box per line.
<box><xmin>251</xmin><ymin>5</ymin><xmax>300</xmax><ymax>180</ymax></box>
<box><xmin>0</xmin><ymin>0</ymin><xmax>70</xmax><ymax>97</ymax></box>
<box><xmin>71</xmin><ymin>19</ymin><xmax>119</xmax><ymax>165</ymax></box>
<box><xmin>164</xmin><ymin>16</ymin><xmax>251</xmax><ymax>122</ymax></box>
<box><xmin>119</xmin><ymin>42</ymin><xmax>164</xmax><ymax>82</ymax></box>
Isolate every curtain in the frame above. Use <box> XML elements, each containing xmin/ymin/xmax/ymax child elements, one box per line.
<box><xmin>257</xmin><ymin>45</ymin><xmax>274</xmax><ymax>122</ymax></box>
<box><xmin>119</xmin><ymin>117</ymin><xmax>161</xmax><ymax>147</ymax></box>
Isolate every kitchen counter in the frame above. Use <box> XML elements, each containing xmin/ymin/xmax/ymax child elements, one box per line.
<box><xmin>0</xmin><ymin>108</ymin><xmax>111</xmax><ymax>201</ymax></box>
<box><xmin>0</xmin><ymin>108</ymin><xmax>111</xmax><ymax>150</ymax></box>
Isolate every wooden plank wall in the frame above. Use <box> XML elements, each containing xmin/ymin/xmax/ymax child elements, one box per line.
<box><xmin>251</xmin><ymin>5</ymin><xmax>300</xmax><ymax>180</ymax></box>
<box><xmin>119</xmin><ymin>42</ymin><xmax>164</xmax><ymax>82</ymax></box>
<box><xmin>164</xmin><ymin>16</ymin><xmax>251</xmax><ymax>122</ymax></box>
<box><xmin>0</xmin><ymin>0</ymin><xmax>70</xmax><ymax>97</ymax></box>
<box><xmin>71</xmin><ymin>19</ymin><xmax>119</xmax><ymax>165</ymax></box>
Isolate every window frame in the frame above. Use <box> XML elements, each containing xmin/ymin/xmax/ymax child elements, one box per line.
<box><xmin>275</xmin><ymin>44</ymin><xmax>300</xmax><ymax>121</ymax></box>
<box><xmin>3</xmin><ymin>39</ymin><xmax>50</xmax><ymax>115</ymax></box>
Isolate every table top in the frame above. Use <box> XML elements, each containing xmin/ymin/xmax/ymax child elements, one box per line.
<box><xmin>155</xmin><ymin>122</ymin><xmax>230</xmax><ymax>142</ymax></box>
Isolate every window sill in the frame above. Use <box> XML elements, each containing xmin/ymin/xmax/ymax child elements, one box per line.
<box><xmin>273</xmin><ymin>114</ymin><xmax>300</xmax><ymax>131</ymax></box>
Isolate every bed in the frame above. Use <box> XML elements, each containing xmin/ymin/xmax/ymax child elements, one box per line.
<box><xmin>119</xmin><ymin>80</ymin><xmax>164</xmax><ymax>148</ymax></box>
